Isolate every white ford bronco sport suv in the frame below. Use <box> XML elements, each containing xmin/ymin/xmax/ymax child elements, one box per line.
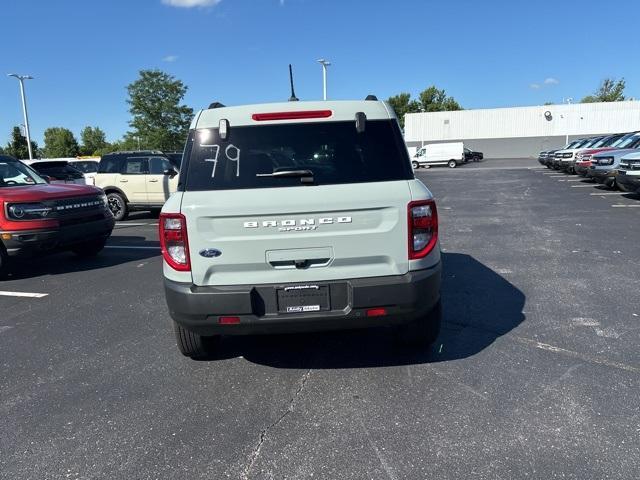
<box><xmin>160</xmin><ymin>98</ymin><xmax>442</xmax><ymax>358</ymax></box>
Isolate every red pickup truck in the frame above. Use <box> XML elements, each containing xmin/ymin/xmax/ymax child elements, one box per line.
<box><xmin>0</xmin><ymin>155</ymin><xmax>115</xmax><ymax>275</ymax></box>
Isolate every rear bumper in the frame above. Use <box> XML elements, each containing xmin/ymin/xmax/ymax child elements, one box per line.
<box><xmin>2</xmin><ymin>216</ymin><xmax>114</xmax><ymax>257</ymax></box>
<box><xmin>164</xmin><ymin>263</ymin><xmax>442</xmax><ymax>336</ymax></box>
<box><xmin>616</xmin><ymin>172</ymin><xmax>640</xmax><ymax>193</ymax></box>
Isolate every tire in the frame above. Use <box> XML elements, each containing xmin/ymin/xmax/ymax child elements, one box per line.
<box><xmin>107</xmin><ymin>192</ymin><xmax>128</xmax><ymax>221</ymax></box>
<box><xmin>617</xmin><ymin>181</ymin><xmax>631</xmax><ymax>193</ymax></box>
<box><xmin>173</xmin><ymin>322</ymin><xmax>220</xmax><ymax>359</ymax></box>
<box><xmin>412</xmin><ymin>161</ymin><xmax>420</xmax><ymax>170</ymax></box>
<box><xmin>447</xmin><ymin>160</ymin><xmax>457</xmax><ymax>168</ymax></box>
<box><xmin>0</xmin><ymin>246</ymin><xmax>8</xmax><ymax>279</ymax></box>
<box><xmin>71</xmin><ymin>238</ymin><xmax>107</xmax><ymax>257</ymax></box>
<box><xmin>397</xmin><ymin>300</ymin><xmax>442</xmax><ymax>347</ymax></box>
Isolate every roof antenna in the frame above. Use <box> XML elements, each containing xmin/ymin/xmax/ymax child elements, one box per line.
<box><xmin>288</xmin><ymin>64</ymin><xmax>299</xmax><ymax>102</ymax></box>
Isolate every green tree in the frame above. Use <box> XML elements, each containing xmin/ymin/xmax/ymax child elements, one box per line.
<box><xmin>581</xmin><ymin>78</ymin><xmax>626</xmax><ymax>103</ymax></box>
<box><xmin>126</xmin><ymin>69</ymin><xmax>193</xmax><ymax>151</ymax></box>
<box><xmin>387</xmin><ymin>86</ymin><xmax>462</xmax><ymax>128</ymax></box>
<box><xmin>5</xmin><ymin>126</ymin><xmax>39</xmax><ymax>159</ymax></box>
<box><xmin>418</xmin><ymin>86</ymin><xmax>462</xmax><ymax>112</ymax></box>
<box><xmin>387</xmin><ymin>93</ymin><xmax>421</xmax><ymax>128</ymax></box>
<box><xmin>80</xmin><ymin>126</ymin><xmax>108</xmax><ymax>155</ymax></box>
<box><xmin>43</xmin><ymin>127</ymin><xmax>79</xmax><ymax>158</ymax></box>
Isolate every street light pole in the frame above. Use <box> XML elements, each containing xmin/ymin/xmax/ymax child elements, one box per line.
<box><xmin>564</xmin><ymin>97</ymin><xmax>573</xmax><ymax>145</ymax></box>
<box><xmin>317</xmin><ymin>59</ymin><xmax>331</xmax><ymax>100</ymax></box>
<box><xmin>8</xmin><ymin>74</ymin><xmax>34</xmax><ymax>160</ymax></box>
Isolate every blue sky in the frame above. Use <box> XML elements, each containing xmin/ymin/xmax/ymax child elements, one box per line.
<box><xmin>2</xmin><ymin>0</ymin><xmax>639</xmax><ymax>147</ymax></box>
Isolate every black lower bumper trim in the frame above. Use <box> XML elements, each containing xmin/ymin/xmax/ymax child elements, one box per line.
<box><xmin>165</xmin><ymin>264</ymin><xmax>442</xmax><ymax>336</ymax></box>
<box><xmin>2</xmin><ymin>216</ymin><xmax>115</xmax><ymax>256</ymax></box>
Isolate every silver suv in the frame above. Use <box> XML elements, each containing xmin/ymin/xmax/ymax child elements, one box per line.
<box><xmin>160</xmin><ymin>99</ymin><xmax>442</xmax><ymax>358</ymax></box>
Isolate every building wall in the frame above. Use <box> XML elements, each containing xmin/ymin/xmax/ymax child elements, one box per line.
<box><xmin>404</xmin><ymin>101</ymin><xmax>640</xmax><ymax>158</ymax></box>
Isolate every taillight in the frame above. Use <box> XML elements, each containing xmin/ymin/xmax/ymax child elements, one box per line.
<box><xmin>408</xmin><ymin>200</ymin><xmax>438</xmax><ymax>260</ymax></box>
<box><xmin>159</xmin><ymin>213</ymin><xmax>190</xmax><ymax>271</ymax></box>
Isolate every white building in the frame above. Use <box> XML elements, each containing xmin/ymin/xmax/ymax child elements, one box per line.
<box><xmin>404</xmin><ymin>101</ymin><xmax>640</xmax><ymax>159</ymax></box>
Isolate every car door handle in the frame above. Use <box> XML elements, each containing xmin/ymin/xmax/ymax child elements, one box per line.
<box><xmin>119</xmin><ymin>179</ymin><xmax>128</xmax><ymax>183</ymax></box>
<box><xmin>148</xmin><ymin>179</ymin><xmax>159</xmax><ymax>182</ymax></box>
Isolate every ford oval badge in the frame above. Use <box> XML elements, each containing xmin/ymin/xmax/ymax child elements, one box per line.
<box><xmin>199</xmin><ymin>248</ymin><xmax>222</xmax><ymax>258</ymax></box>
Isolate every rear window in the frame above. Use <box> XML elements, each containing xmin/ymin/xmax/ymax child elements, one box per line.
<box><xmin>73</xmin><ymin>161</ymin><xmax>99</xmax><ymax>173</ymax></box>
<box><xmin>98</xmin><ymin>155</ymin><xmax>123</xmax><ymax>173</ymax></box>
<box><xmin>164</xmin><ymin>153</ymin><xmax>183</xmax><ymax>168</ymax></box>
<box><xmin>183</xmin><ymin>120</ymin><xmax>412</xmax><ymax>191</ymax></box>
<box><xmin>34</xmin><ymin>164</ymin><xmax>84</xmax><ymax>179</ymax></box>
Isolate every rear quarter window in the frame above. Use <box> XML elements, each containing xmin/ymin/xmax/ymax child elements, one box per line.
<box><xmin>98</xmin><ymin>155</ymin><xmax>124</xmax><ymax>174</ymax></box>
<box><xmin>183</xmin><ymin>119</ymin><xmax>413</xmax><ymax>191</ymax></box>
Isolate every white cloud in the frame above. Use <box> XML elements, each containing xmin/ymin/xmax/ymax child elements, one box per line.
<box><xmin>162</xmin><ymin>0</ymin><xmax>222</xmax><ymax>8</ymax></box>
<box><xmin>530</xmin><ymin>83</ymin><xmax>541</xmax><ymax>90</ymax></box>
<box><xmin>163</xmin><ymin>55</ymin><xmax>179</xmax><ymax>62</ymax></box>
<box><xmin>544</xmin><ymin>77</ymin><xmax>559</xmax><ymax>85</ymax></box>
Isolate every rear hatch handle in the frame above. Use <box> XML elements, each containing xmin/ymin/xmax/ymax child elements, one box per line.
<box><xmin>266</xmin><ymin>247</ymin><xmax>333</xmax><ymax>270</ymax></box>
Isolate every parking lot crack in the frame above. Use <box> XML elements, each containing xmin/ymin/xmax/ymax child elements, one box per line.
<box><xmin>241</xmin><ymin>369</ymin><xmax>312</xmax><ymax>480</ymax></box>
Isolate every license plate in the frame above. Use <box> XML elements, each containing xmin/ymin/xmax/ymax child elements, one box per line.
<box><xmin>277</xmin><ymin>285</ymin><xmax>330</xmax><ymax>313</ymax></box>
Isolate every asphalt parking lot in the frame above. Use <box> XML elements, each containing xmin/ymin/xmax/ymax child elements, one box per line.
<box><xmin>2</xmin><ymin>158</ymin><xmax>639</xmax><ymax>479</ymax></box>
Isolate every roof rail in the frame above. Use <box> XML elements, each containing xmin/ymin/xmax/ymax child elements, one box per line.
<box><xmin>208</xmin><ymin>102</ymin><xmax>225</xmax><ymax>109</ymax></box>
<box><xmin>105</xmin><ymin>150</ymin><xmax>164</xmax><ymax>155</ymax></box>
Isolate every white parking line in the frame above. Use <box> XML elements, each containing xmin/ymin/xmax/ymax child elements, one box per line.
<box><xmin>570</xmin><ymin>184</ymin><xmax>598</xmax><ymax>188</ymax></box>
<box><xmin>611</xmin><ymin>204</ymin><xmax>640</xmax><ymax>208</ymax></box>
<box><xmin>590</xmin><ymin>192</ymin><xmax>627</xmax><ymax>196</ymax></box>
<box><xmin>105</xmin><ymin>246</ymin><xmax>160</xmax><ymax>250</ymax></box>
<box><xmin>0</xmin><ymin>291</ymin><xmax>49</xmax><ymax>298</ymax></box>
<box><xmin>566</xmin><ymin>179</ymin><xmax>585</xmax><ymax>182</ymax></box>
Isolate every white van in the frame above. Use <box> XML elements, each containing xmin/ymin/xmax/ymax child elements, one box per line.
<box><xmin>412</xmin><ymin>142</ymin><xmax>465</xmax><ymax>169</ymax></box>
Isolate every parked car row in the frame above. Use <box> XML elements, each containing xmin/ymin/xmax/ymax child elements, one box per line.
<box><xmin>538</xmin><ymin>131</ymin><xmax>640</xmax><ymax>194</ymax></box>
<box><xmin>23</xmin><ymin>151</ymin><xmax>182</xmax><ymax>220</ymax></box>
<box><xmin>1</xmin><ymin>149</ymin><xmax>184</xmax><ymax>276</ymax></box>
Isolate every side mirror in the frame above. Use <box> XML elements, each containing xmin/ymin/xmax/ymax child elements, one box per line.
<box><xmin>41</xmin><ymin>175</ymin><xmax>51</xmax><ymax>183</ymax></box>
<box><xmin>163</xmin><ymin>168</ymin><xmax>178</xmax><ymax>178</ymax></box>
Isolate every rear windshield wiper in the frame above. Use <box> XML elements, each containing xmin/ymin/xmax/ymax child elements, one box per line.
<box><xmin>256</xmin><ymin>169</ymin><xmax>315</xmax><ymax>184</ymax></box>
<box><xmin>256</xmin><ymin>169</ymin><xmax>313</xmax><ymax>178</ymax></box>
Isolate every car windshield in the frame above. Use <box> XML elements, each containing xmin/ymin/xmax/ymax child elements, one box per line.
<box><xmin>599</xmin><ymin>135</ymin><xmax>620</xmax><ymax>147</ymax></box>
<box><xmin>183</xmin><ymin>120</ymin><xmax>413</xmax><ymax>191</ymax></box>
<box><xmin>0</xmin><ymin>158</ymin><xmax>47</xmax><ymax>187</ymax></box>
<box><xmin>590</xmin><ymin>137</ymin><xmax>609</xmax><ymax>148</ymax></box>
<box><xmin>582</xmin><ymin>138</ymin><xmax>601</xmax><ymax>148</ymax></box>
<box><xmin>164</xmin><ymin>153</ymin><xmax>183</xmax><ymax>168</ymax></box>
<box><xmin>615</xmin><ymin>133</ymin><xmax>640</xmax><ymax>149</ymax></box>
